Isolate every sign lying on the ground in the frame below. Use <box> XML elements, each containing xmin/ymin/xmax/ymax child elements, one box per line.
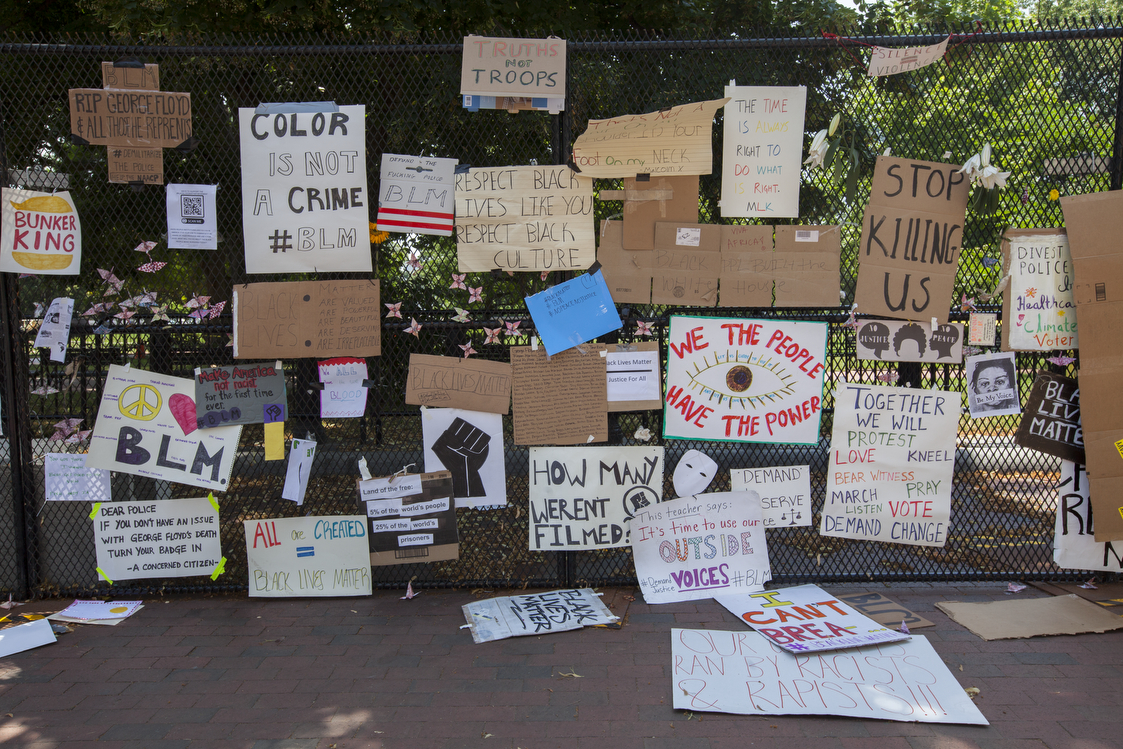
<box><xmin>672</xmin><ymin>629</ymin><xmax>988</xmax><ymax>724</ymax></box>
<box><xmin>244</xmin><ymin>515</ymin><xmax>372</xmax><ymax>597</ymax></box>
<box><xmin>93</xmin><ymin>497</ymin><xmax>221</xmax><ymax>581</ymax></box>
<box><xmin>461</xmin><ymin>588</ymin><xmax>617</xmax><ymax>643</ymax></box>
<box><xmin>715</xmin><ymin>584</ymin><xmax>910</xmax><ymax>653</ymax></box>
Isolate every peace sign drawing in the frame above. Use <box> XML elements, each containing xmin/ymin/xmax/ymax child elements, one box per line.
<box><xmin>118</xmin><ymin>383</ymin><xmax>162</xmax><ymax>421</ymax></box>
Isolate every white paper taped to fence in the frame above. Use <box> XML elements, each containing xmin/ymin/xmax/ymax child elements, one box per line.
<box><xmin>720</xmin><ymin>85</ymin><xmax>806</xmax><ymax>218</ymax></box>
<box><xmin>671</xmin><ymin>628</ymin><xmax>988</xmax><ymax>724</ymax></box>
<box><xmin>33</xmin><ymin>297</ymin><xmax>74</xmax><ymax>363</ymax></box>
<box><xmin>238</xmin><ymin>104</ymin><xmax>371</xmax><ymax>274</ymax></box>
<box><xmin>45</xmin><ymin>453</ymin><xmax>110</xmax><ymax>503</ymax></box>
<box><xmin>461</xmin><ymin>588</ymin><xmax>617</xmax><ymax>643</ymax></box>
<box><xmin>93</xmin><ymin>497</ymin><xmax>221</xmax><ymax>581</ymax></box>
<box><xmin>86</xmin><ymin>365</ymin><xmax>242</xmax><ymax>492</ymax></box>
<box><xmin>729</xmin><ymin>464</ymin><xmax>811</xmax><ymax>527</ymax></box>
<box><xmin>244</xmin><ymin>515</ymin><xmax>371</xmax><ymax>597</ymax></box>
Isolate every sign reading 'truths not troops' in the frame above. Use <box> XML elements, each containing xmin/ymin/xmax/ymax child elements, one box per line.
<box><xmin>454</xmin><ymin>165</ymin><xmax>595</xmax><ymax>273</ymax></box>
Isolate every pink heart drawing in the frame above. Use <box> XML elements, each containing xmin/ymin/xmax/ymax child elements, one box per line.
<box><xmin>168</xmin><ymin>393</ymin><xmax>198</xmax><ymax>435</ymax></box>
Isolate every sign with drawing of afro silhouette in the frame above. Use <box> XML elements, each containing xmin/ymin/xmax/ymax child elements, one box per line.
<box><xmin>855</xmin><ymin>319</ymin><xmax>962</xmax><ymax>363</ymax></box>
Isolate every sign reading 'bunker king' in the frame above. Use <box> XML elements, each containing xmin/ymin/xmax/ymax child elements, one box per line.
<box><xmin>663</xmin><ymin>316</ymin><xmax>827</xmax><ymax>445</ymax></box>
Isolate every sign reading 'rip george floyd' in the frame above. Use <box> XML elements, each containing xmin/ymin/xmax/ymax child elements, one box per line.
<box><xmin>855</xmin><ymin>156</ymin><xmax>970</xmax><ymax>323</ymax></box>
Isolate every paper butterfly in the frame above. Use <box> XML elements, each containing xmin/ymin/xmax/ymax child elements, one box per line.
<box><xmin>449</xmin><ymin>273</ymin><xmax>466</xmax><ymax>290</ymax></box>
<box><xmin>137</xmin><ymin>261</ymin><xmax>167</xmax><ymax>273</ymax></box>
<box><xmin>385</xmin><ymin>302</ymin><xmax>402</xmax><ymax>319</ymax></box>
<box><xmin>877</xmin><ymin>371</ymin><xmax>899</xmax><ymax>383</ymax></box>
<box><xmin>459</xmin><ymin>342</ymin><xmax>477</xmax><ymax>358</ymax></box>
<box><xmin>185</xmin><ymin>294</ymin><xmax>211</xmax><ymax>309</ymax></box>
<box><xmin>636</xmin><ymin>320</ymin><xmax>654</xmax><ymax>337</ymax></box>
<box><xmin>93</xmin><ymin>324</ymin><xmax>112</xmax><ymax>335</ymax></box>
<box><xmin>208</xmin><ymin>301</ymin><xmax>227</xmax><ymax>319</ymax></box>
<box><xmin>114</xmin><ymin>309</ymin><xmax>136</xmax><ymax>321</ymax></box>
<box><xmin>407</xmin><ymin>252</ymin><xmax>423</xmax><ymax>271</ymax></box>
<box><xmin>982</xmin><ymin>257</ymin><xmax>1000</xmax><ymax>269</ymax></box>
<box><xmin>98</xmin><ymin>268</ymin><xmax>124</xmax><ymax>294</ymax></box>
<box><xmin>503</xmin><ymin>320</ymin><xmax>521</xmax><ymax>337</ymax></box>
<box><xmin>33</xmin><ymin>302</ymin><xmax>44</xmax><ymax>317</ymax></box>
<box><xmin>30</xmin><ymin>385</ymin><xmax>59</xmax><ymax>396</ymax></box>
<box><xmin>468</xmin><ymin>286</ymin><xmax>483</xmax><ymax>303</ymax></box>
<box><xmin>960</xmin><ymin>293</ymin><xmax>977</xmax><ymax>312</ymax></box>
<box><xmin>65</xmin><ymin>430</ymin><xmax>92</xmax><ymax>444</ymax></box>
<box><xmin>405</xmin><ymin>318</ymin><xmax>422</xmax><ymax>337</ymax></box>
<box><xmin>82</xmin><ymin>302</ymin><xmax>112</xmax><ymax>316</ymax></box>
<box><xmin>483</xmin><ymin>327</ymin><xmax>501</xmax><ymax>344</ymax></box>
<box><xmin>1046</xmin><ymin>355</ymin><xmax>1076</xmax><ymax>367</ymax></box>
<box><xmin>226</xmin><ymin>333</ymin><xmax>234</xmax><ymax>348</ymax></box>
<box><xmin>452</xmin><ymin>308</ymin><xmax>471</xmax><ymax>323</ymax></box>
<box><xmin>134</xmin><ymin>241</ymin><xmax>157</xmax><ymax>255</ymax></box>
<box><xmin>150</xmin><ymin>305</ymin><xmax>171</xmax><ymax>323</ymax></box>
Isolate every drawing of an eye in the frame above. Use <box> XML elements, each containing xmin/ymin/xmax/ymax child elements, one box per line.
<box><xmin>687</xmin><ymin>349</ymin><xmax>795</xmax><ymax>408</ymax></box>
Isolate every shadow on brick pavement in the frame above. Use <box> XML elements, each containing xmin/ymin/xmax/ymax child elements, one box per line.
<box><xmin>0</xmin><ymin>583</ymin><xmax>1120</xmax><ymax>749</ymax></box>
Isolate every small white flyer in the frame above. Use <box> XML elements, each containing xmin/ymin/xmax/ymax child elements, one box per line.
<box><xmin>166</xmin><ymin>184</ymin><xmax>218</xmax><ymax>250</ymax></box>
<box><xmin>281</xmin><ymin>438</ymin><xmax>316</xmax><ymax>505</ymax></box>
<box><xmin>33</xmin><ymin>297</ymin><xmax>74</xmax><ymax>363</ymax></box>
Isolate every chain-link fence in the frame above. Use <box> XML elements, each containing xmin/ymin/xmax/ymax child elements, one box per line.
<box><xmin>0</xmin><ymin>22</ymin><xmax>1118</xmax><ymax>598</ymax></box>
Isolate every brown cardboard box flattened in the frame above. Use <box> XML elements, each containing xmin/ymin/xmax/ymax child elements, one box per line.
<box><xmin>596</xmin><ymin>220</ymin><xmax>651</xmax><ymax>304</ymax></box>
<box><xmin>620</xmin><ymin>175</ymin><xmax>699</xmax><ymax>250</ymax></box>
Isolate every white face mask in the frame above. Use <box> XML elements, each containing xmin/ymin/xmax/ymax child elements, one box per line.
<box><xmin>672</xmin><ymin>450</ymin><xmax>718</xmax><ymax>497</ymax></box>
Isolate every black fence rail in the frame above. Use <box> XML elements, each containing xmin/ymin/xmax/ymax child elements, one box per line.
<box><xmin>0</xmin><ymin>21</ymin><xmax>1118</xmax><ymax>598</ymax></box>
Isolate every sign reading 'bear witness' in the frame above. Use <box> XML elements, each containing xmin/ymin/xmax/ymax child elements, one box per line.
<box><xmin>239</xmin><ymin>105</ymin><xmax>371</xmax><ymax>275</ymax></box>
<box><xmin>854</xmin><ymin>156</ymin><xmax>970</xmax><ymax>323</ymax></box>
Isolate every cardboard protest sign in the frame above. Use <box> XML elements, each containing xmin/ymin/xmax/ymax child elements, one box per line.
<box><xmin>868</xmin><ymin>37</ymin><xmax>950</xmax><ymax>76</ymax></box>
<box><xmin>729</xmin><ymin>464</ymin><xmax>811</xmax><ymax>527</ymax></box>
<box><xmin>606</xmin><ymin>342</ymin><xmax>661</xmax><ymax>412</ymax></box>
<box><xmin>856</xmin><ymin>319</ymin><xmax>963</xmax><ymax>363</ymax></box>
<box><xmin>460</xmin><ymin>36</ymin><xmax>566</xmax><ymax>101</ymax></box>
<box><xmin>1014</xmin><ymin>373</ymin><xmax>1082</xmax><ymax>463</ymax></box>
<box><xmin>33</xmin><ymin>297</ymin><xmax>74</xmax><ymax>363</ymax></box>
<box><xmin>233</xmin><ymin>279</ymin><xmax>380</xmax><ymax>359</ymax></box>
<box><xmin>571</xmin><ymin>98</ymin><xmax>729</xmax><ymax>178</ymax></box>
<box><xmin>511</xmin><ymin>345</ymin><xmax>608</xmax><ymax>445</ymax></box>
<box><xmin>245</xmin><ymin>515</ymin><xmax>371</xmax><ymax>597</ymax></box>
<box><xmin>69</xmin><ymin>88</ymin><xmax>191</xmax><ymax>148</ymax></box>
<box><xmin>377</xmin><ymin>154</ymin><xmax>457</xmax><ymax>236</ymax></box>
<box><xmin>965</xmin><ymin>352</ymin><xmax>1020</xmax><ymax>418</ymax></box>
<box><xmin>836</xmin><ymin>590</ymin><xmax>935</xmax><ymax>629</ymax></box>
<box><xmin>617</xmin><ymin>175</ymin><xmax>699</xmax><ymax>251</ymax></box>
<box><xmin>166</xmin><ymin>184</ymin><xmax>218</xmax><ymax>250</ymax></box>
<box><xmin>650</xmin><ymin>222</ymin><xmax>720</xmax><ymax>306</ymax></box>
<box><xmin>86</xmin><ymin>365</ymin><xmax>241</xmax><ymax>492</ymax></box>
<box><xmin>238</xmin><ymin>105</ymin><xmax>371</xmax><ymax>274</ymax></box>
<box><xmin>664</xmin><ymin>316</ymin><xmax>827</xmax><ymax>444</ymax></box>
<box><xmin>318</xmin><ymin>357</ymin><xmax>368</xmax><ymax>419</ymax></box>
<box><xmin>719</xmin><ymin>224</ymin><xmax>774</xmax><ymax>306</ymax></box>
<box><xmin>45</xmin><ymin>454</ymin><xmax>110</xmax><ymax>503</ymax></box>
<box><xmin>820</xmin><ymin>382</ymin><xmax>959</xmax><ymax>547</ymax></box>
<box><xmin>632</xmin><ymin>491</ymin><xmax>770</xmax><ymax>604</ymax></box>
<box><xmin>405</xmin><ymin>354</ymin><xmax>511</xmax><ymax>413</ymax></box>
<box><xmin>720</xmin><ymin>86</ymin><xmax>806</xmax><ymax>218</ymax></box>
<box><xmin>854</xmin><ymin>156</ymin><xmax>969</xmax><ymax>323</ymax></box>
<box><xmin>529</xmin><ymin>446</ymin><xmax>663</xmax><ymax>550</ymax></box>
<box><xmin>282</xmin><ymin>439</ymin><xmax>316</xmax><ymax>506</ymax></box>
<box><xmin>1054</xmin><ymin>462</ymin><xmax>1123</xmax><ymax>572</ymax></box>
<box><xmin>422</xmin><ymin>408</ymin><xmax>506</xmax><ymax>509</ymax></box>
<box><xmin>94</xmin><ymin>497</ymin><xmax>221</xmax><ymax>582</ymax></box>
<box><xmin>1059</xmin><ymin>191</ymin><xmax>1123</xmax><ymax>540</ymax></box>
<box><xmin>360</xmin><ymin>471</ymin><xmax>458</xmax><ymax>566</ymax></box>
<box><xmin>101</xmin><ymin>62</ymin><xmax>159</xmax><ymax>90</ymax></box>
<box><xmin>455</xmin><ymin>165</ymin><xmax>595</xmax><ymax>273</ymax></box>
<box><xmin>772</xmin><ymin>226</ymin><xmax>842</xmax><ymax>307</ymax></box>
<box><xmin>194</xmin><ymin>362</ymin><xmax>286</xmax><ymax>428</ymax></box>
<box><xmin>0</xmin><ymin>189</ymin><xmax>81</xmax><ymax>275</ymax></box>
<box><xmin>671</xmin><ymin>629</ymin><xmax>988</xmax><ymax>725</ymax></box>
<box><xmin>1002</xmin><ymin>229</ymin><xmax>1077</xmax><ymax>351</ymax></box>
<box><xmin>462</xmin><ymin>589</ymin><xmax>617</xmax><ymax>644</ymax></box>
<box><xmin>107</xmin><ymin>145</ymin><xmax>162</xmax><ymax>185</ymax></box>
<box><xmin>715</xmin><ymin>584</ymin><xmax>910</xmax><ymax>653</ymax></box>
<box><xmin>594</xmin><ymin>219</ymin><xmax>652</xmax><ymax>304</ymax></box>
<box><xmin>524</xmin><ymin>269</ymin><xmax>623</xmax><ymax>355</ymax></box>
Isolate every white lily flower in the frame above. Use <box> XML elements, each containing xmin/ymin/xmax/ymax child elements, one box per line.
<box><xmin>804</xmin><ymin>129</ymin><xmax>829</xmax><ymax>168</ymax></box>
<box><xmin>978</xmin><ymin>165</ymin><xmax>1011</xmax><ymax>190</ymax></box>
<box><xmin>958</xmin><ymin>153</ymin><xmax>982</xmax><ymax>177</ymax></box>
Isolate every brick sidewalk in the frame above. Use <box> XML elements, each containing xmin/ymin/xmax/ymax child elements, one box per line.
<box><xmin>0</xmin><ymin>584</ymin><xmax>1119</xmax><ymax>749</ymax></box>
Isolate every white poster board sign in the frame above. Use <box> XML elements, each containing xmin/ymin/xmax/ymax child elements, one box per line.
<box><xmin>238</xmin><ymin>104</ymin><xmax>371</xmax><ymax>274</ymax></box>
<box><xmin>318</xmin><ymin>357</ymin><xmax>368</xmax><ymax>418</ymax></box>
<box><xmin>454</xmin><ymin>165</ymin><xmax>594</xmax><ymax>273</ymax></box>
<box><xmin>166</xmin><ymin>183</ymin><xmax>218</xmax><ymax>250</ymax></box>
<box><xmin>1005</xmin><ymin>232</ymin><xmax>1078</xmax><ymax>351</ymax></box>
<box><xmin>86</xmin><ymin>365</ymin><xmax>241</xmax><ymax>492</ymax></box>
<box><xmin>671</xmin><ymin>629</ymin><xmax>988</xmax><ymax>725</ymax></box>
<box><xmin>377</xmin><ymin>154</ymin><xmax>457</xmax><ymax>236</ymax></box>
<box><xmin>715</xmin><ymin>584</ymin><xmax>910</xmax><ymax>653</ymax></box>
<box><xmin>461</xmin><ymin>588</ymin><xmax>617</xmax><ymax>643</ymax></box>
<box><xmin>93</xmin><ymin>498</ymin><xmax>221</xmax><ymax>581</ymax></box>
<box><xmin>664</xmin><ymin>316</ymin><xmax>827</xmax><ymax>445</ymax></box>
<box><xmin>529</xmin><ymin>446</ymin><xmax>663</xmax><ymax>550</ymax></box>
<box><xmin>720</xmin><ymin>85</ymin><xmax>806</xmax><ymax>218</ymax></box>
<box><xmin>422</xmin><ymin>407</ymin><xmax>507</xmax><ymax>509</ymax></box>
<box><xmin>632</xmin><ymin>492</ymin><xmax>770</xmax><ymax>604</ymax></box>
<box><xmin>45</xmin><ymin>453</ymin><xmax>110</xmax><ymax>502</ymax></box>
<box><xmin>0</xmin><ymin>188</ymin><xmax>81</xmax><ymax>275</ymax></box>
<box><xmin>820</xmin><ymin>382</ymin><xmax>959</xmax><ymax>547</ymax></box>
<box><xmin>460</xmin><ymin>36</ymin><xmax>566</xmax><ymax>100</ymax></box>
<box><xmin>244</xmin><ymin>515</ymin><xmax>372</xmax><ymax>597</ymax></box>
<box><xmin>729</xmin><ymin>465</ymin><xmax>811</xmax><ymax>527</ymax></box>
<box><xmin>1055</xmin><ymin>461</ymin><xmax>1123</xmax><ymax>571</ymax></box>
<box><xmin>33</xmin><ymin>297</ymin><xmax>74</xmax><ymax>363</ymax></box>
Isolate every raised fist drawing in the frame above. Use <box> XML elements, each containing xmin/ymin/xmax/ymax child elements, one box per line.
<box><xmin>431</xmin><ymin>417</ymin><xmax>491</xmax><ymax>497</ymax></box>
